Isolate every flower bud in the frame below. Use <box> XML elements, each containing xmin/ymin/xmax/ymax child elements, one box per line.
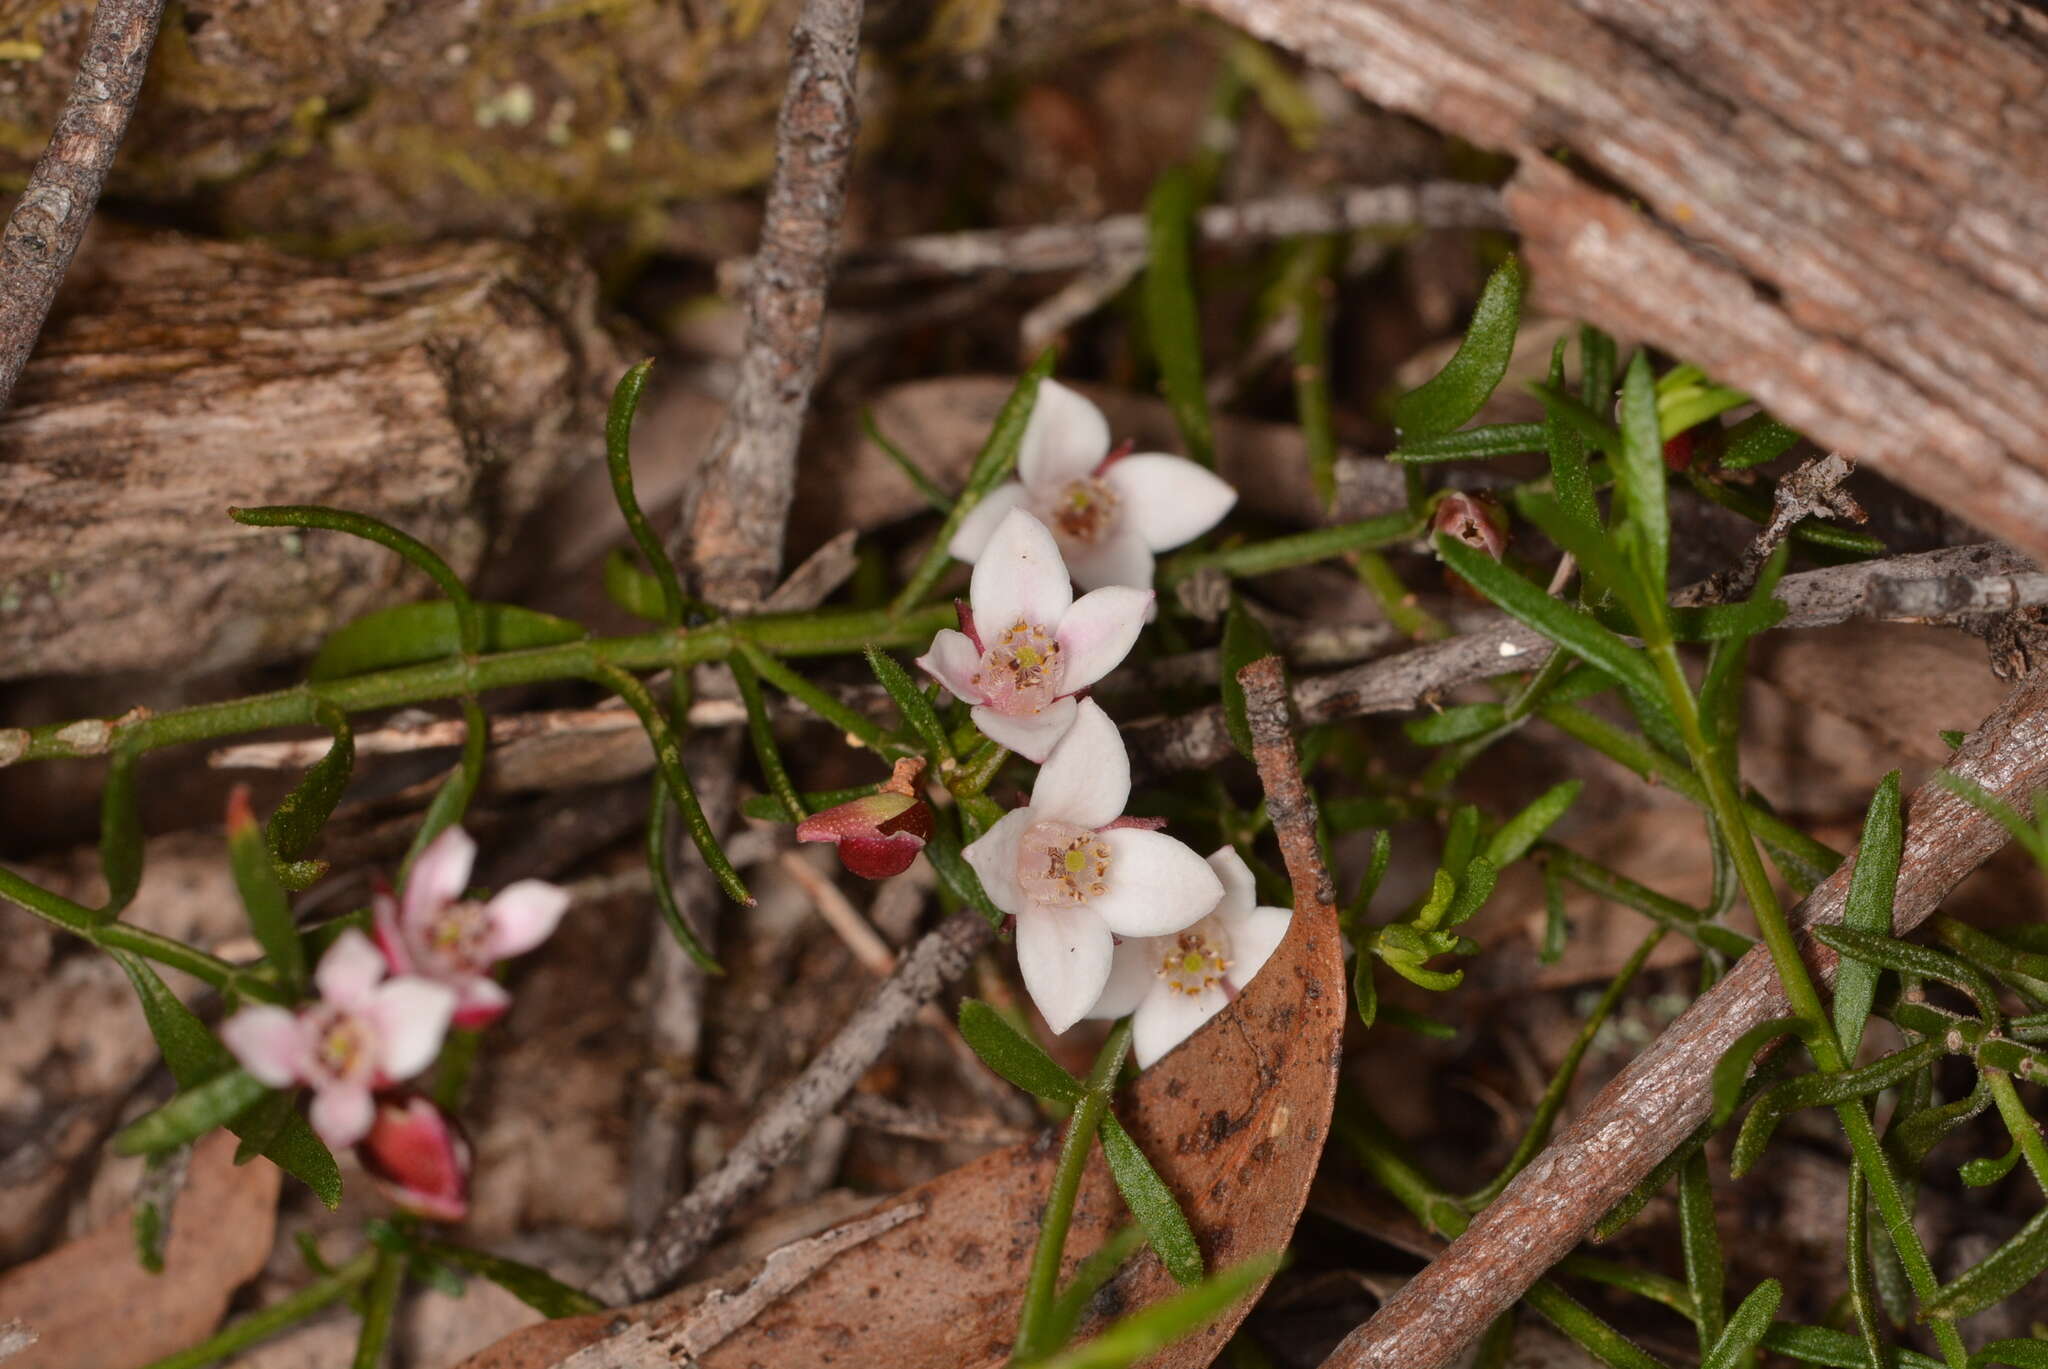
<box><xmin>1662</xmin><ymin>429</ymin><xmax>1696</xmax><ymax>472</ymax></box>
<box><xmin>358</xmin><ymin>1094</ymin><xmax>470</xmax><ymax>1222</ymax></box>
<box><xmin>1432</xmin><ymin>492</ymin><xmax>1508</xmax><ymax>561</ymax></box>
<box><xmin>794</xmin><ymin>759</ymin><xmax>933</xmax><ymax>879</ymax></box>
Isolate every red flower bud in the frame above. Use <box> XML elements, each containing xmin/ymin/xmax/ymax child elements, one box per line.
<box><xmin>794</xmin><ymin>759</ymin><xmax>934</xmax><ymax>880</ymax></box>
<box><xmin>1431</xmin><ymin>492</ymin><xmax>1508</xmax><ymax>562</ymax></box>
<box><xmin>358</xmin><ymin>1094</ymin><xmax>470</xmax><ymax>1223</ymax></box>
<box><xmin>1662</xmin><ymin>429</ymin><xmax>1695</xmax><ymax>472</ymax></box>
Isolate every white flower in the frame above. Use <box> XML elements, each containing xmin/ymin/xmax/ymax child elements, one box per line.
<box><xmin>917</xmin><ymin>510</ymin><xmax>1152</xmax><ymax>762</ymax></box>
<box><xmin>963</xmin><ymin>700</ymin><xmax>1223</xmax><ymax>1033</ymax></box>
<box><xmin>946</xmin><ymin>379</ymin><xmax>1238</xmax><ymax>591</ymax></box>
<box><xmin>219</xmin><ymin>930</ymin><xmax>456</xmax><ymax>1148</ymax></box>
<box><xmin>372</xmin><ymin>826</ymin><xmax>569</xmax><ymax>1029</ymax></box>
<box><xmin>1085</xmin><ymin>847</ymin><xmax>1292</xmax><ymax>1067</ymax></box>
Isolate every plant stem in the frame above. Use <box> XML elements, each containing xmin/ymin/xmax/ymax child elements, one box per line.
<box><xmin>142</xmin><ymin>1251</ymin><xmax>377</xmax><ymax>1369</ymax></box>
<box><xmin>1351</xmin><ymin>550</ymin><xmax>1448</xmax><ymax>641</ymax></box>
<box><xmin>352</xmin><ymin>1246</ymin><xmax>406</xmax><ymax>1369</ymax></box>
<box><xmin>1013</xmin><ymin>1020</ymin><xmax>1134</xmax><ymax>1361</ymax></box>
<box><xmin>1159</xmin><ymin>513</ymin><xmax>1420</xmax><ymax>584</ymax></box>
<box><xmin>1986</xmin><ymin>1069</ymin><xmax>2048</xmax><ymax>1195</ymax></box>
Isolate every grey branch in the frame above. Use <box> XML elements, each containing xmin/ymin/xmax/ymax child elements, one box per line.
<box><xmin>593</xmin><ymin>910</ymin><xmax>994</xmax><ymax>1304</ymax></box>
<box><xmin>0</xmin><ymin>0</ymin><xmax>166</xmax><ymax>415</ymax></box>
<box><xmin>679</xmin><ymin>0</ymin><xmax>865</xmax><ymax>610</ymax></box>
<box><xmin>1320</xmin><ymin>655</ymin><xmax>2048</xmax><ymax>1369</ymax></box>
<box><xmin>722</xmin><ymin>182</ymin><xmax>1509</xmax><ymax>291</ymax></box>
<box><xmin>1864</xmin><ymin>570</ymin><xmax>2048</xmax><ymax>621</ymax></box>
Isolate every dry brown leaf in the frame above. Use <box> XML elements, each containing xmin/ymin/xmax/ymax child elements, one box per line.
<box><xmin>454</xmin><ymin>876</ymin><xmax>1344</xmax><ymax>1369</ymax></box>
<box><xmin>0</xmin><ymin>1131</ymin><xmax>281</xmax><ymax>1369</ymax></box>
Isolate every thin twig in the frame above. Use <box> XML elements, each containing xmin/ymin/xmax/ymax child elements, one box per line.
<box><xmin>678</xmin><ymin>0</ymin><xmax>865</xmax><ymax>610</ymax></box>
<box><xmin>594</xmin><ymin>909</ymin><xmax>994</xmax><ymax>1303</ymax></box>
<box><xmin>0</xmin><ymin>0</ymin><xmax>166</xmax><ymax>415</ymax></box>
<box><xmin>838</xmin><ymin>1093</ymin><xmax>1032</xmax><ymax>1147</ymax></box>
<box><xmin>1319</xmin><ymin>662</ymin><xmax>2048</xmax><ymax>1369</ymax></box>
<box><xmin>1863</xmin><ymin>569</ymin><xmax>2048</xmax><ymax>621</ymax></box>
<box><xmin>721</xmin><ymin>182</ymin><xmax>1508</xmax><ymax>291</ymax></box>
<box><xmin>1675</xmin><ymin>452</ymin><xmax>1863</xmax><ymax>605</ymax></box>
<box><xmin>562</xmin><ymin>1204</ymin><xmax>922</xmax><ymax>1367</ymax></box>
<box><xmin>1240</xmin><ymin>656</ymin><xmax>1336</xmax><ymax>906</ymax></box>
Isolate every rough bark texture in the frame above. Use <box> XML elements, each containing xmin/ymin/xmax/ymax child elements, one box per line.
<box><xmin>1191</xmin><ymin>0</ymin><xmax>2048</xmax><ymax>563</ymax></box>
<box><xmin>1324</xmin><ymin>663</ymin><xmax>2048</xmax><ymax>1369</ymax></box>
<box><xmin>0</xmin><ymin>230</ymin><xmax>624</xmax><ymax>679</ymax></box>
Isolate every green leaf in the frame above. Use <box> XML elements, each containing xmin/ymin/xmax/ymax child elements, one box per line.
<box><xmin>1042</xmin><ymin>1227</ymin><xmax>1147</xmax><ymax>1355</ymax></box>
<box><xmin>1925</xmin><ymin>1201</ymin><xmax>2048</xmax><ymax>1321</ymax></box>
<box><xmin>1658</xmin><ymin>384</ymin><xmax>1750</xmax><ymax>442</ymax></box>
<box><xmin>1612</xmin><ymin>353</ymin><xmax>1670</xmax><ymax>613</ymax></box>
<box><xmin>229</xmin><ymin>790</ymin><xmax>306</xmax><ymax>993</ymax></box>
<box><xmin>741</xmin><ymin>784</ymin><xmax>876</xmax><ymax>822</ymax></box>
<box><xmin>1482</xmin><ymin>781</ymin><xmax>1582</xmax><ymax>869</ymax></box>
<box><xmin>1436</xmin><ymin>536</ymin><xmax>1663</xmax><ymax>702</ymax></box>
<box><xmin>1101</xmin><ymin>1116</ymin><xmax>1204</xmax><ymax>1285</ymax></box>
<box><xmin>1959</xmin><ymin>1142</ymin><xmax>2023</xmax><ymax>1188</ymax></box>
<box><xmin>646</xmin><ymin>782</ymin><xmax>723</xmax><ymax>974</ymax></box>
<box><xmin>1021</xmin><ymin>1253</ymin><xmax>1281</xmax><ymax>1369</ymax></box>
<box><xmin>266</xmin><ymin>702</ymin><xmax>353</xmax><ymax>867</ymax></box>
<box><xmin>1441</xmin><ymin>858</ymin><xmax>1497</xmax><ymax>930</ymax></box>
<box><xmin>604</xmin><ymin>358</ymin><xmax>689</xmax><ymax>626</ymax></box>
<box><xmin>1720</xmin><ymin>412</ymin><xmax>1803</xmax><ymax>472</ymax></box>
<box><xmin>1834</xmin><ymin>772</ymin><xmax>1902</xmax><ymax>1057</ymax></box>
<box><xmin>731</xmin><ymin>652</ymin><xmax>805</xmax><ymax>821</ymax></box>
<box><xmin>114</xmin><ymin>1069</ymin><xmax>269</xmax><ymax>1155</ymax></box>
<box><xmin>1699</xmin><ymin>1280</ymin><xmax>1781</xmax><ymax>1369</ymax></box>
<box><xmin>233</xmin><ymin>504</ymin><xmax>483</xmax><ymax>657</ymax></box>
<box><xmin>1543</xmin><ymin>341</ymin><xmax>1599</xmax><ymax>535</ymax></box>
<box><xmin>1970</xmin><ymin>1340</ymin><xmax>2048</xmax><ymax>1368</ymax></box>
<box><xmin>96</xmin><ymin>746</ymin><xmax>145</xmax><ymax>921</ymax></box>
<box><xmin>1528</xmin><ymin>382</ymin><xmax>1622</xmax><ymax>458</ymax></box>
<box><xmin>1403</xmin><ymin>704</ymin><xmax>1505</xmax><ymax>747</ymax></box>
<box><xmin>1288</xmin><ymin>241</ymin><xmax>1338</xmax><ymax>508</ymax></box>
<box><xmin>1389</xmin><ymin>422</ymin><xmax>1546</xmax><ymax>464</ymax></box>
<box><xmin>1731</xmin><ymin>1037</ymin><xmax>1945</xmax><ymax>1175</ymax></box>
<box><xmin>1143</xmin><ymin>165</ymin><xmax>1215</xmax><ymax>468</ymax></box>
<box><xmin>1378</xmin><ymin>1004</ymin><xmax>1457</xmax><ymax>1039</ymax></box>
<box><xmin>1352</xmin><ymin>951</ymin><xmax>1378</xmax><ymax>1029</ymax></box>
<box><xmin>409</xmin><ymin>1237</ymin><xmax>604</xmax><ymax>1318</ymax></box>
<box><xmin>866</xmin><ymin>646</ymin><xmax>951</xmax><ymax>760</ymax></box>
<box><xmin>1760</xmin><ymin>1323</ymin><xmax>1947</xmax><ymax>1368</ymax></box>
<box><xmin>309</xmin><ymin>601</ymin><xmax>585</xmax><ymax>681</ymax></box>
<box><xmin>603</xmin><ymin>547</ymin><xmax>671</xmax><ymax>623</ymax></box>
<box><xmin>402</xmin><ymin>695</ymin><xmax>488</xmax><ymax>882</ymax></box>
<box><xmin>1220</xmin><ymin>596</ymin><xmax>1279</xmax><ymax>760</ymax></box>
<box><xmin>1393</xmin><ymin>255</ymin><xmax>1524</xmax><ymax>441</ymax></box>
<box><xmin>1710</xmin><ymin>1017</ymin><xmax>1811</xmax><ymax>1130</ymax></box>
<box><xmin>924</xmin><ymin>809</ymin><xmax>1006</xmax><ymax>927</ymax></box>
<box><xmin>863</xmin><ymin>408</ymin><xmax>951</xmax><ymax>511</ymax></box>
<box><xmin>1540</xmin><ymin>862</ymin><xmax>1569</xmax><ymax>964</ymax></box>
<box><xmin>1579</xmin><ymin>326</ymin><xmax>1617</xmax><ymax>412</ymax></box>
<box><xmin>958</xmin><ymin>999</ymin><xmax>1082</xmax><ymax>1103</ymax></box>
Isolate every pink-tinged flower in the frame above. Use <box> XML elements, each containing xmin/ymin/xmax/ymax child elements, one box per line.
<box><xmin>796</xmin><ymin>758</ymin><xmax>934</xmax><ymax>879</ymax></box>
<box><xmin>946</xmin><ymin>380</ymin><xmax>1237</xmax><ymax>591</ymax></box>
<box><xmin>918</xmin><ymin>510</ymin><xmax>1152</xmax><ymax>762</ymax></box>
<box><xmin>1086</xmin><ymin>847</ymin><xmax>1292</xmax><ymax>1068</ymax></box>
<box><xmin>358</xmin><ymin>1094</ymin><xmax>472</xmax><ymax>1222</ymax></box>
<box><xmin>219</xmin><ymin>931</ymin><xmax>456</xmax><ymax>1149</ymax></box>
<box><xmin>372</xmin><ymin>827</ymin><xmax>569</xmax><ymax>1029</ymax></box>
<box><xmin>1431</xmin><ymin>491</ymin><xmax>1508</xmax><ymax>561</ymax></box>
<box><xmin>963</xmin><ymin>700</ymin><xmax>1223</xmax><ymax>1034</ymax></box>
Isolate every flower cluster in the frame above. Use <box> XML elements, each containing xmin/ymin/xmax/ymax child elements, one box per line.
<box><xmin>938</xmin><ymin>382</ymin><xmax>1288</xmax><ymax>1063</ymax></box>
<box><xmin>221</xmin><ymin>827</ymin><xmax>567</xmax><ymax>1220</ymax></box>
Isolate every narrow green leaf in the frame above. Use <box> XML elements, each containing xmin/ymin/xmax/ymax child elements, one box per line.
<box><xmin>1220</xmin><ymin>596</ymin><xmax>1279</xmax><ymax>760</ymax></box>
<box><xmin>1816</xmin><ymin>924</ymin><xmax>2003</xmax><ymax>1024</ymax></box>
<box><xmin>741</xmin><ymin>784</ymin><xmax>876</xmax><ymax>823</ymax></box>
<box><xmin>1352</xmin><ymin>951</ymin><xmax>1378</xmax><ymax>1029</ymax></box>
<box><xmin>1404</xmin><ymin>704</ymin><xmax>1505</xmax><ymax>747</ymax></box>
<box><xmin>1101</xmin><ymin>1116</ymin><xmax>1204</xmax><ymax>1285</ymax></box>
<box><xmin>958</xmin><ymin>999</ymin><xmax>1082</xmax><ymax>1103</ymax></box>
<box><xmin>644</xmin><ymin>781</ymin><xmax>724</xmax><ymax>973</ymax></box>
<box><xmin>1441</xmin><ymin>858</ymin><xmax>1498</xmax><ymax>929</ymax></box>
<box><xmin>228</xmin><ymin>789</ymin><xmax>306</xmax><ymax>993</ymax></box>
<box><xmin>1924</xmin><ymin>1201</ymin><xmax>2048</xmax><ymax>1320</ymax></box>
<box><xmin>1394</xmin><ymin>255</ymin><xmax>1525</xmax><ymax>441</ymax></box>
<box><xmin>1760</xmin><ymin>1323</ymin><xmax>1946</xmax><ymax>1368</ymax></box>
<box><xmin>1022</xmin><ymin>1253</ymin><xmax>1281</xmax><ymax>1369</ymax></box>
<box><xmin>1513</xmin><ymin>491</ymin><xmax>1649</xmax><ymax>628</ymax></box>
<box><xmin>604</xmin><ymin>358</ymin><xmax>689</xmax><ymax>627</ymax></box>
<box><xmin>1720</xmin><ymin>412</ymin><xmax>1803</xmax><ymax>472</ymax></box>
<box><xmin>1710</xmin><ymin>1017</ymin><xmax>1812</xmax><ymax>1130</ymax></box>
<box><xmin>266</xmin><ymin>701</ymin><xmax>353</xmax><ymax>866</ymax></box>
<box><xmin>1042</xmin><ymin>1227</ymin><xmax>1147</xmax><ymax>1354</ymax></box>
<box><xmin>602</xmin><ymin>547</ymin><xmax>670</xmax><ymax>623</ymax></box>
<box><xmin>1970</xmin><ymin>1340</ymin><xmax>2048</xmax><ymax>1368</ymax></box>
<box><xmin>1343</xmin><ymin>829</ymin><xmax>1393</xmax><ymax>930</ymax></box>
<box><xmin>866</xmin><ymin>646</ymin><xmax>951</xmax><ymax>760</ymax></box>
<box><xmin>1143</xmin><ymin>165</ymin><xmax>1215</xmax><ymax>468</ymax></box>
<box><xmin>1523</xmin><ymin>1280</ymin><xmax>1668</xmax><ymax>1369</ymax></box>
<box><xmin>1732</xmin><ymin>1037</ymin><xmax>1946</xmax><ymax>1175</ymax></box>
<box><xmin>1658</xmin><ymin>385</ymin><xmax>1750</xmax><ymax>442</ymax></box>
<box><xmin>232</xmin><ymin>504</ymin><xmax>484</xmax><ymax>657</ymax></box>
<box><xmin>1579</xmin><ymin>327</ymin><xmax>1617</xmax><ymax>411</ymax></box>
<box><xmin>114</xmin><ymin>1069</ymin><xmax>269</xmax><ymax>1155</ymax></box>
<box><xmin>1289</xmin><ymin>243</ymin><xmax>1338</xmax><ymax>508</ymax></box>
<box><xmin>97</xmin><ymin>745</ymin><xmax>145</xmax><ymax>921</ymax></box>
<box><xmin>731</xmin><ymin>652</ymin><xmax>805</xmax><ymax>821</ymax></box>
<box><xmin>1700</xmin><ymin>1281</ymin><xmax>1781</xmax><ymax>1369</ymax></box>
<box><xmin>1543</xmin><ymin>341</ymin><xmax>1599</xmax><ymax>534</ymax></box>
<box><xmin>1834</xmin><ymin>773</ymin><xmax>1903</xmax><ymax>1057</ymax></box>
<box><xmin>1528</xmin><ymin>381</ymin><xmax>1622</xmax><ymax>458</ymax></box>
<box><xmin>308</xmin><ymin>601</ymin><xmax>585</xmax><ymax>682</ymax></box>
<box><xmin>1483</xmin><ymin>780</ymin><xmax>1582</xmax><ymax>869</ymax></box>
<box><xmin>597</xmin><ymin>663</ymin><xmax>754</xmax><ymax>908</ymax></box>
<box><xmin>925</xmin><ymin>808</ymin><xmax>1006</xmax><ymax>927</ymax></box>
<box><xmin>1677</xmin><ymin>1151</ymin><xmax>1724</xmax><ymax>1355</ymax></box>
<box><xmin>863</xmin><ymin>408</ymin><xmax>951</xmax><ymax>511</ymax></box>
<box><xmin>1389</xmin><ymin>422</ymin><xmax>1546</xmax><ymax>464</ymax></box>
<box><xmin>1959</xmin><ymin>1141</ymin><xmax>2023</xmax><ymax>1187</ymax></box>
<box><xmin>1437</xmin><ymin>537</ymin><xmax>1662</xmax><ymax>701</ymax></box>
<box><xmin>1613</xmin><ymin>353</ymin><xmax>1670</xmax><ymax>611</ymax></box>
<box><xmin>409</xmin><ymin>1237</ymin><xmax>604</xmax><ymax>1317</ymax></box>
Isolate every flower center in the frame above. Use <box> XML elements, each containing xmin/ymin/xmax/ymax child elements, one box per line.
<box><xmin>305</xmin><ymin>1004</ymin><xmax>376</xmax><ymax>1085</ymax></box>
<box><xmin>1045</xmin><ymin>478</ymin><xmax>1119</xmax><ymax>546</ymax></box>
<box><xmin>1016</xmin><ymin>820</ymin><xmax>1111</xmax><ymax>906</ymax></box>
<box><xmin>1158</xmin><ymin>920</ymin><xmax>1232</xmax><ymax>996</ymax></box>
<box><xmin>970</xmin><ymin>620</ymin><xmax>1065</xmax><ymax>715</ymax></box>
<box><xmin>418</xmin><ymin>900</ymin><xmax>493</xmax><ymax>976</ymax></box>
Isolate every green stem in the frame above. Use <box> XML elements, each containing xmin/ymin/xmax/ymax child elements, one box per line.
<box><xmin>1159</xmin><ymin>513</ymin><xmax>1420</xmax><ymax>583</ymax></box>
<box><xmin>351</xmin><ymin>1246</ymin><xmax>406</xmax><ymax>1369</ymax></box>
<box><xmin>730</xmin><ymin>651</ymin><xmax>806</xmax><ymax>820</ymax></box>
<box><xmin>1986</xmin><ymin>1069</ymin><xmax>2048</xmax><ymax>1195</ymax></box>
<box><xmin>737</xmin><ymin>640</ymin><xmax>899</xmax><ymax>755</ymax></box>
<box><xmin>232</xmin><ymin>505</ymin><xmax>481</xmax><ymax>656</ymax></box>
<box><xmin>142</xmin><ymin>1251</ymin><xmax>377</xmax><ymax>1369</ymax></box>
<box><xmin>1013</xmin><ymin>1020</ymin><xmax>1134</xmax><ymax>1361</ymax></box>
<box><xmin>1352</xmin><ymin>550</ymin><xmax>1448</xmax><ymax>641</ymax></box>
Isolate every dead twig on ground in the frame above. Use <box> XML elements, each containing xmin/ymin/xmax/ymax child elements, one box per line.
<box><xmin>1864</xmin><ymin>570</ymin><xmax>2048</xmax><ymax>621</ymax></box>
<box><xmin>1676</xmin><ymin>453</ymin><xmax>1864</xmax><ymax>605</ymax></box>
<box><xmin>0</xmin><ymin>0</ymin><xmax>165</xmax><ymax>415</ymax></box>
<box><xmin>1319</xmin><ymin>662</ymin><xmax>2048</xmax><ymax>1369</ymax></box>
<box><xmin>837</xmin><ymin>1094</ymin><xmax>1032</xmax><ymax>1147</ymax></box>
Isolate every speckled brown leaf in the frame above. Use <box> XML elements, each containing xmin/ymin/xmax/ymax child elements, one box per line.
<box><xmin>455</xmin><ymin>866</ymin><xmax>1342</xmax><ymax>1369</ymax></box>
<box><xmin>0</xmin><ymin>1131</ymin><xmax>281</xmax><ymax>1369</ymax></box>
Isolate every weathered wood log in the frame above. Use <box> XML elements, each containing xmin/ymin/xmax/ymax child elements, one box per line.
<box><xmin>1193</xmin><ymin>0</ymin><xmax>2048</xmax><ymax>563</ymax></box>
<box><xmin>0</xmin><ymin>230</ymin><xmax>626</xmax><ymax>679</ymax></box>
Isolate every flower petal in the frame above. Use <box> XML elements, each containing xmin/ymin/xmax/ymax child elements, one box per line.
<box><xmin>1055</xmin><ymin>586</ymin><xmax>1152</xmax><ymax>692</ymax></box>
<box><xmin>1028</xmin><ymin>699</ymin><xmax>1129</xmax><ymax>829</ymax></box>
<box><xmin>1085</xmin><ymin>937</ymin><xmax>1157</xmax><ymax>1021</ymax></box>
<box><xmin>370</xmin><ymin>891</ymin><xmax>415</xmax><ymax>976</ymax></box>
<box><xmin>945</xmin><ymin>482</ymin><xmax>1031</xmax><ymax>564</ymax></box>
<box><xmin>1132</xmin><ymin>985</ymin><xmax>1226</xmax><ymax>1069</ymax></box>
<box><xmin>315</xmin><ymin>929</ymin><xmax>389</xmax><ymax>1011</ymax></box>
<box><xmin>218</xmin><ymin>1005</ymin><xmax>307</xmax><ymax>1087</ymax></box>
<box><xmin>970</xmin><ymin>697</ymin><xmax>1076</xmax><ymax>764</ymax></box>
<box><xmin>368</xmin><ymin>978</ymin><xmax>457</xmax><ymax>1082</ymax></box>
<box><xmin>1205</xmin><ymin>846</ymin><xmax>1259</xmax><ymax>921</ymax></box>
<box><xmin>970</xmin><ymin>510</ymin><xmax>1073</xmax><ymax>635</ymax></box>
<box><xmin>1103</xmin><ymin>454</ymin><xmax>1238</xmax><ymax>551</ymax></box>
<box><xmin>1016</xmin><ymin>903</ymin><xmax>1114</xmax><ymax>1035</ymax></box>
<box><xmin>917</xmin><ymin>629</ymin><xmax>986</xmax><ymax>704</ymax></box>
<box><xmin>962</xmin><ymin>808</ymin><xmax>1037</xmax><ymax>917</ymax></box>
<box><xmin>1090</xmin><ymin>828</ymin><xmax>1224</xmax><ymax>938</ymax></box>
<box><xmin>1018</xmin><ymin>379</ymin><xmax>1111</xmax><ymax>491</ymax></box>
<box><xmin>1227</xmin><ymin>905</ymin><xmax>1293</xmax><ymax>991</ymax></box>
<box><xmin>309</xmin><ymin>1081</ymin><xmax>377</xmax><ymax>1149</ymax></box>
<box><xmin>481</xmin><ymin>880</ymin><xmax>570</xmax><ymax>961</ymax></box>
<box><xmin>403</xmin><ymin>825</ymin><xmax>477</xmax><ymax>928</ymax></box>
<box><xmin>1062</xmin><ymin>525</ymin><xmax>1156</xmax><ymax>593</ymax></box>
<box><xmin>450</xmin><ymin>977</ymin><xmax>512</xmax><ymax>1031</ymax></box>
